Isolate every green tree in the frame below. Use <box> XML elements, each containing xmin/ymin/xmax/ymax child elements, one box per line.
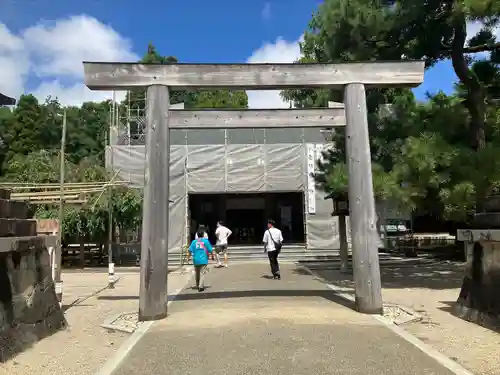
<box><xmin>191</xmin><ymin>90</ymin><xmax>248</xmax><ymax>109</ymax></box>
<box><xmin>0</xmin><ymin>96</ymin><xmax>110</xmax><ymax>176</ymax></box>
<box><xmin>124</xmin><ymin>44</ymin><xmax>249</xmax><ymax>111</ymax></box>
<box><xmin>0</xmin><ymin>106</ymin><xmax>14</xmax><ymax>171</ymax></box>
<box><xmin>2</xmin><ymin>95</ymin><xmax>47</xmax><ymax>164</ymax></box>
<box><xmin>25</xmin><ymin>155</ymin><xmax>142</xmax><ymax>243</ymax></box>
<box><xmin>283</xmin><ymin>0</ymin><xmax>499</xmax><ymax>149</ymax></box>
<box><xmin>125</xmin><ymin>44</ymin><xmax>197</xmax><ymax>112</ymax></box>
<box><xmin>1</xmin><ymin>150</ymin><xmax>107</xmax><ymax>184</ymax></box>
<box><xmin>281</xmin><ymin>0</ymin><xmax>500</xmax><ymax>211</ymax></box>
<box><xmin>66</xmin><ymin>101</ymin><xmax>109</xmax><ymax>164</ymax></box>
<box><xmin>1</xmin><ymin>149</ymin><xmax>63</xmax><ymax>183</ymax></box>
<box><xmin>110</xmin><ymin>187</ymin><xmax>142</xmax><ymax>240</ymax></box>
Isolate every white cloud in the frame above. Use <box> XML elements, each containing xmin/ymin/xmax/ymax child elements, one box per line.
<box><xmin>261</xmin><ymin>3</ymin><xmax>271</xmax><ymax>21</ymax></box>
<box><xmin>23</xmin><ymin>16</ymin><xmax>137</xmax><ymax>78</ymax></box>
<box><xmin>0</xmin><ymin>15</ymin><xmax>137</xmax><ymax>106</ymax></box>
<box><xmin>0</xmin><ymin>24</ymin><xmax>29</xmax><ymax>97</ymax></box>
<box><xmin>246</xmin><ymin>36</ymin><xmax>302</xmax><ymax>109</ymax></box>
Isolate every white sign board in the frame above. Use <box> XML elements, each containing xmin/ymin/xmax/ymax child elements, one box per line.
<box><xmin>306</xmin><ymin>144</ymin><xmax>316</xmax><ymax>214</ymax></box>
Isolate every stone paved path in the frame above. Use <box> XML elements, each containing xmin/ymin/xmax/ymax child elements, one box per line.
<box><xmin>112</xmin><ymin>262</ymin><xmax>457</xmax><ymax>375</ymax></box>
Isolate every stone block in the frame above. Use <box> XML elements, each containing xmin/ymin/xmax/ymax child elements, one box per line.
<box><xmin>0</xmin><ymin>219</ymin><xmax>37</xmax><ymax>237</ymax></box>
<box><xmin>479</xmin><ymin>195</ymin><xmax>500</xmax><ymax>213</ymax></box>
<box><xmin>473</xmin><ymin>213</ymin><xmax>500</xmax><ymax>229</ymax></box>
<box><xmin>0</xmin><ymin>242</ymin><xmax>66</xmax><ymax>362</ymax></box>
<box><xmin>0</xmin><ymin>236</ymin><xmax>47</xmax><ymax>253</ymax></box>
<box><xmin>0</xmin><ymin>200</ymin><xmax>28</xmax><ymax>219</ymax></box>
<box><xmin>0</xmin><ymin>189</ymin><xmax>10</xmax><ymax>200</ymax></box>
<box><xmin>456</xmin><ymin>240</ymin><xmax>500</xmax><ymax>329</ymax></box>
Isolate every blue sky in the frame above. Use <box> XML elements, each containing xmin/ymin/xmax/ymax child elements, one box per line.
<box><xmin>0</xmin><ymin>0</ymin><xmax>460</xmax><ymax>106</ymax></box>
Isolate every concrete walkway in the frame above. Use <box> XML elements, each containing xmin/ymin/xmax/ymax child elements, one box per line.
<box><xmin>111</xmin><ymin>262</ymin><xmax>457</xmax><ymax>375</ymax></box>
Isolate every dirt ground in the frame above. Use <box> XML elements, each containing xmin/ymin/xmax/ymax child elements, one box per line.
<box><xmin>0</xmin><ymin>267</ymin><xmax>193</xmax><ymax>375</ymax></box>
<box><xmin>308</xmin><ymin>259</ymin><xmax>500</xmax><ymax>375</ymax></box>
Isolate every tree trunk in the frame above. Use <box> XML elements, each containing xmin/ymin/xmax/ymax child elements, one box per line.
<box><xmin>450</xmin><ymin>15</ymin><xmax>486</xmax><ymax>152</ymax></box>
<box><xmin>451</xmin><ymin>13</ymin><xmax>491</xmax><ymax>321</ymax></box>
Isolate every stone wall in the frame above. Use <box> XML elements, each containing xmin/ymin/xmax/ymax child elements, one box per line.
<box><xmin>0</xmin><ymin>188</ymin><xmax>66</xmax><ymax>362</ymax></box>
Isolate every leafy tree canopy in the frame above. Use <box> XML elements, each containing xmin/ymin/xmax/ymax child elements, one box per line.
<box><xmin>281</xmin><ymin>0</ymin><xmax>500</xmax><ymax>224</ymax></box>
<box><xmin>125</xmin><ymin>43</ymin><xmax>248</xmax><ymax>111</ymax></box>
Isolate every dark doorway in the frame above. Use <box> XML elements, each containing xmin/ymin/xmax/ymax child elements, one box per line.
<box><xmin>226</xmin><ymin>208</ymin><xmax>266</xmax><ymax>245</ymax></box>
<box><xmin>188</xmin><ymin>192</ymin><xmax>305</xmax><ymax>246</ymax></box>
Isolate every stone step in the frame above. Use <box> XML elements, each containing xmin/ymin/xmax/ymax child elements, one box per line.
<box><xmin>0</xmin><ymin>188</ymin><xmax>10</xmax><ymax>200</ymax></box>
<box><xmin>0</xmin><ymin>219</ymin><xmax>38</xmax><ymax>237</ymax></box>
<box><xmin>0</xmin><ymin>199</ymin><xmax>28</xmax><ymax>219</ymax></box>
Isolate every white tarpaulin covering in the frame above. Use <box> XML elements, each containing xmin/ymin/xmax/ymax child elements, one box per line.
<box><xmin>106</xmin><ymin>127</ymin><xmax>346</xmax><ymax>253</ymax></box>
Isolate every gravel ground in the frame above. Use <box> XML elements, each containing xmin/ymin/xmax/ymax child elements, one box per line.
<box><xmin>309</xmin><ymin>260</ymin><xmax>500</xmax><ymax>375</ymax></box>
<box><xmin>383</xmin><ymin>305</ymin><xmax>419</xmax><ymax>325</ymax></box>
<box><xmin>0</xmin><ymin>268</ymin><xmax>193</xmax><ymax>375</ymax></box>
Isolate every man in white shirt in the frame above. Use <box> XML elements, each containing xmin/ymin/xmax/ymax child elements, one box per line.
<box><xmin>215</xmin><ymin>221</ymin><xmax>232</xmax><ymax>268</ymax></box>
<box><xmin>262</xmin><ymin>219</ymin><xmax>283</xmax><ymax>280</ymax></box>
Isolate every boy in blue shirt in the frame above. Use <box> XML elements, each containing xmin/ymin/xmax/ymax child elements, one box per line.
<box><xmin>188</xmin><ymin>228</ymin><xmax>213</xmax><ymax>292</ymax></box>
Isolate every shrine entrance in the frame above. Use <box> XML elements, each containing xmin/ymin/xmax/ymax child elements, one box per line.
<box><xmin>188</xmin><ymin>192</ymin><xmax>305</xmax><ymax>245</ymax></box>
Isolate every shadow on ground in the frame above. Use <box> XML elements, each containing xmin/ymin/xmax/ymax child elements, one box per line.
<box><xmin>61</xmin><ymin>267</ymin><xmax>178</xmax><ymax>273</ymax></box>
<box><xmin>437</xmin><ymin>300</ymin><xmax>500</xmax><ymax>334</ymax></box>
<box><xmin>61</xmin><ymin>303</ymin><xmax>92</xmax><ymax>312</ymax></box>
<box><xmin>300</xmin><ymin>259</ymin><xmax>465</xmax><ymax>291</ymax></box>
<box><xmin>97</xmin><ymin>288</ymin><xmax>358</xmax><ymax>310</ymax></box>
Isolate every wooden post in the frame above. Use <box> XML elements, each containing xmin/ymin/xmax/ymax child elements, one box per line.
<box><xmin>139</xmin><ymin>85</ymin><xmax>171</xmax><ymax>321</ymax></box>
<box><xmin>55</xmin><ymin>109</ymin><xmax>67</xmax><ymax>305</ymax></box>
<box><xmin>338</xmin><ymin>215</ymin><xmax>349</xmax><ymax>273</ymax></box>
<box><xmin>107</xmin><ymin>93</ymin><xmax>117</xmax><ymax>288</ymax></box>
<box><xmin>344</xmin><ymin>83</ymin><xmax>383</xmax><ymax>314</ymax></box>
<box><xmin>107</xmin><ymin>131</ymin><xmax>115</xmax><ymax>288</ymax></box>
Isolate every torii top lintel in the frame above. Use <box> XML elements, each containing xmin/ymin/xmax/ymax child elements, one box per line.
<box><xmin>83</xmin><ymin>61</ymin><xmax>425</xmax><ymax>91</ymax></box>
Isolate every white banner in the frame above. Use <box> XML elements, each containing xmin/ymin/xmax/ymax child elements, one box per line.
<box><xmin>306</xmin><ymin>144</ymin><xmax>316</xmax><ymax>214</ymax></box>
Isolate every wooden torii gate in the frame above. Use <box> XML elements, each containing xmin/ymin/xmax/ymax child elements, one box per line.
<box><xmin>83</xmin><ymin>61</ymin><xmax>424</xmax><ymax>320</ymax></box>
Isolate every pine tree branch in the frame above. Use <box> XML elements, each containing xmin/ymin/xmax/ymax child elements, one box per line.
<box><xmin>441</xmin><ymin>41</ymin><xmax>500</xmax><ymax>54</ymax></box>
<box><xmin>463</xmin><ymin>42</ymin><xmax>500</xmax><ymax>53</ymax></box>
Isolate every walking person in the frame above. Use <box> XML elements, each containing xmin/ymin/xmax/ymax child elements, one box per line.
<box><xmin>263</xmin><ymin>219</ymin><xmax>283</xmax><ymax>279</ymax></box>
<box><xmin>215</xmin><ymin>221</ymin><xmax>232</xmax><ymax>268</ymax></box>
<box><xmin>195</xmin><ymin>225</ymin><xmax>208</xmax><ymax>240</ymax></box>
<box><xmin>195</xmin><ymin>225</ymin><xmax>214</xmax><ymax>260</ymax></box>
<box><xmin>188</xmin><ymin>228</ymin><xmax>213</xmax><ymax>292</ymax></box>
